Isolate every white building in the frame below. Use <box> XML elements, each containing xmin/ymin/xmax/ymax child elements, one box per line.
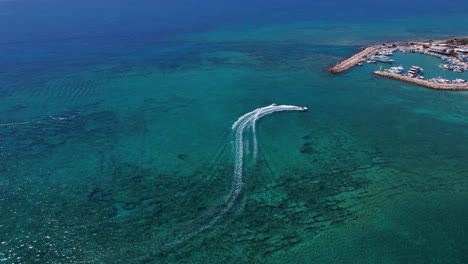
<box><xmin>428</xmin><ymin>46</ymin><xmax>450</xmax><ymax>55</ymax></box>
<box><xmin>455</xmin><ymin>48</ymin><xmax>468</xmax><ymax>54</ymax></box>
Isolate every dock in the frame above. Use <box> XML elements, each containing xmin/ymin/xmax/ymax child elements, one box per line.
<box><xmin>328</xmin><ymin>46</ymin><xmax>380</xmax><ymax>73</ymax></box>
<box><xmin>374</xmin><ymin>71</ymin><xmax>468</xmax><ymax>91</ymax></box>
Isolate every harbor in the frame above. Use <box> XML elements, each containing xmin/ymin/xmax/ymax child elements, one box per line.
<box><xmin>329</xmin><ymin>37</ymin><xmax>468</xmax><ymax>90</ymax></box>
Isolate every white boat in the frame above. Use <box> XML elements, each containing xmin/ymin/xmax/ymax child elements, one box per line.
<box><xmin>372</xmin><ymin>55</ymin><xmax>394</xmax><ymax>63</ymax></box>
<box><xmin>378</xmin><ymin>50</ymin><xmax>393</xmax><ymax>56</ymax></box>
<box><xmin>433</xmin><ymin>77</ymin><xmax>451</xmax><ymax>84</ymax></box>
<box><xmin>389</xmin><ymin>66</ymin><xmax>404</xmax><ymax>74</ymax></box>
<box><xmin>407</xmin><ymin>66</ymin><xmax>424</xmax><ymax>78</ymax></box>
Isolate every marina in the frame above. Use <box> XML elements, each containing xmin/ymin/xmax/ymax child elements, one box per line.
<box><xmin>389</xmin><ymin>52</ymin><xmax>468</xmax><ymax>80</ymax></box>
<box><xmin>329</xmin><ymin>37</ymin><xmax>468</xmax><ymax>90</ymax></box>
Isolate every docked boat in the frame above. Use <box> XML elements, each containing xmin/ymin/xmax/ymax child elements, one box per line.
<box><xmin>431</xmin><ymin>76</ymin><xmax>451</xmax><ymax>84</ymax></box>
<box><xmin>407</xmin><ymin>66</ymin><xmax>423</xmax><ymax>78</ymax></box>
<box><xmin>372</xmin><ymin>55</ymin><xmax>394</xmax><ymax>63</ymax></box>
<box><xmin>389</xmin><ymin>66</ymin><xmax>404</xmax><ymax>74</ymax></box>
<box><xmin>377</xmin><ymin>50</ymin><xmax>393</xmax><ymax>56</ymax></box>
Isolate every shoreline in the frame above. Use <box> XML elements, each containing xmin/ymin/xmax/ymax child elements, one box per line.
<box><xmin>374</xmin><ymin>70</ymin><xmax>468</xmax><ymax>90</ymax></box>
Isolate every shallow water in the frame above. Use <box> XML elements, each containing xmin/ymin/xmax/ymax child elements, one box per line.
<box><xmin>1</xmin><ymin>1</ymin><xmax>468</xmax><ymax>263</ymax></box>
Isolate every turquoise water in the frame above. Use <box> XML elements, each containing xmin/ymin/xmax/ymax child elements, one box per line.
<box><xmin>1</xmin><ymin>2</ymin><xmax>468</xmax><ymax>263</ymax></box>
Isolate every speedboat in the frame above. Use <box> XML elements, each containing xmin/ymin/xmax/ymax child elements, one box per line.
<box><xmin>300</xmin><ymin>106</ymin><xmax>308</xmax><ymax>111</ymax></box>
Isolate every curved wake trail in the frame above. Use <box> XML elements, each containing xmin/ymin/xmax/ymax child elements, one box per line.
<box><xmin>167</xmin><ymin>104</ymin><xmax>305</xmax><ymax>247</ymax></box>
<box><xmin>230</xmin><ymin>104</ymin><xmax>304</xmax><ymax>209</ymax></box>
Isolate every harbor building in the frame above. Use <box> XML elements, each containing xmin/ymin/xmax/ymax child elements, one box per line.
<box><xmin>455</xmin><ymin>48</ymin><xmax>468</xmax><ymax>55</ymax></box>
<box><xmin>428</xmin><ymin>45</ymin><xmax>451</xmax><ymax>55</ymax></box>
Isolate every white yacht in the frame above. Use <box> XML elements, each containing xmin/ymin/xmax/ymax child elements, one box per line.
<box><xmin>372</xmin><ymin>55</ymin><xmax>394</xmax><ymax>63</ymax></box>
<box><xmin>389</xmin><ymin>66</ymin><xmax>404</xmax><ymax>74</ymax></box>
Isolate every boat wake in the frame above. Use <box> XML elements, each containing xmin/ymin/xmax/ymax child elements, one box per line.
<box><xmin>167</xmin><ymin>104</ymin><xmax>306</xmax><ymax>246</ymax></box>
<box><xmin>0</xmin><ymin>114</ymin><xmax>77</xmax><ymax>127</ymax></box>
<box><xmin>229</xmin><ymin>104</ymin><xmax>305</xmax><ymax>213</ymax></box>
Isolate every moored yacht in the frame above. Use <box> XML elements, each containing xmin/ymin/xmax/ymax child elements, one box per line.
<box><xmin>407</xmin><ymin>66</ymin><xmax>423</xmax><ymax>78</ymax></box>
<box><xmin>372</xmin><ymin>55</ymin><xmax>394</xmax><ymax>63</ymax></box>
<box><xmin>389</xmin><ymin>65</ymin><xmax>404</xmax><ymax>74</ymax></box>
<box><xmin>377</xmin><ymin>50</ymin><xmax>394</xmax><ymax>56</ymax></box>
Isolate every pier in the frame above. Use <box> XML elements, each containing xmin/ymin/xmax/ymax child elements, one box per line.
<box><xmin>374</xmin><ymin>71</ymin><xmax>468</xmax><ymax>91</ymax></box>
<box><xmin>328</xmin><ymin>46</ymin><xmax>380</xmax><ymax>73</ymax></box>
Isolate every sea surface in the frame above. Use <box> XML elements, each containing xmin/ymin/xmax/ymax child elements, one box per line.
<box><xmin>1</xmin><ymin>1</ymin><xmax>468</xmax><ymax>263</ymax></box>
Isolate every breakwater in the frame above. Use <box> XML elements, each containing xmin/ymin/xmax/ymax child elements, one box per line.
<box><xmin>374</xmin><ymin>71</ymin><xmax>468</xmax><ymax>91</ymax></box>
<box><xmin>328</xmin><ymin>46</ymin><xmax>380</xmax><ymax>73</ymax></box>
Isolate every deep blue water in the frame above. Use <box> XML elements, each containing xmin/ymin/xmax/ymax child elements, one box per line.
<box><xmin>1</xmin><ymin>1</ymin><xmax>468</xmax><ymax>263</ymax></box>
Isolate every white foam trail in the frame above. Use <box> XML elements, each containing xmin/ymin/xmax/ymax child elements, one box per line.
<box><xmin>168</xmin><ymin>104</ymin><xmax>305</xmax><ymax>246</ymax></box>
<box><xmin>251</xmin><ymin>106</ymin><xmax>271</xmax><ymax>159</ymax></box>
<box><xmin>0</xmin><ymin>114</ymin><xmax>78</xmax><ymax>127</ymax></box>
<box><xmin>214</xmin><ymin>104</ymin><xmax>304</xmax><ymax>223</ymax></box>
<box><xmin>251</xmin><ymin>105</ymin><xmax>299</xmax><ymax>159</ymax></box>
<box><xmin>48</xmin><ymin>115</ymin><xmax>76</xmax><ymax>121</ymax></box>
<box><xmin>0</xmin><ymin>121</ymin><xmax>31</xmax><ymax>127</ymax></box>
<box><xmin>230</xmin><ymin>104</ymin><xmax>303</xmax><ymax>205</ymax></box>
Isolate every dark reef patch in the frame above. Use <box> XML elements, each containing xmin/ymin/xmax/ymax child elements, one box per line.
<box><xmin>88</xmin><ymin>188</ymin><xmax>113</xmax><ymax>204</ymax></box>
<box><xmin>300</xmin><ymin>142</ymin><xmax>317</xmax><ymax>154</ymax></box>
<box><xmin>178</xmin><ymin>154</ymin><xmax>188</xmax><ymax>160</ymax></box>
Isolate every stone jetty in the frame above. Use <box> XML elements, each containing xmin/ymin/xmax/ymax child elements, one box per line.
<box><xmin>374</xmin><ymin>71</ymin><xmax>468</xmax><ymax>91</ymax></box>
<box><xmin>328</xmin><ymin>46</ymin><xmax>380</xmax><ymax>73</ymax></box>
